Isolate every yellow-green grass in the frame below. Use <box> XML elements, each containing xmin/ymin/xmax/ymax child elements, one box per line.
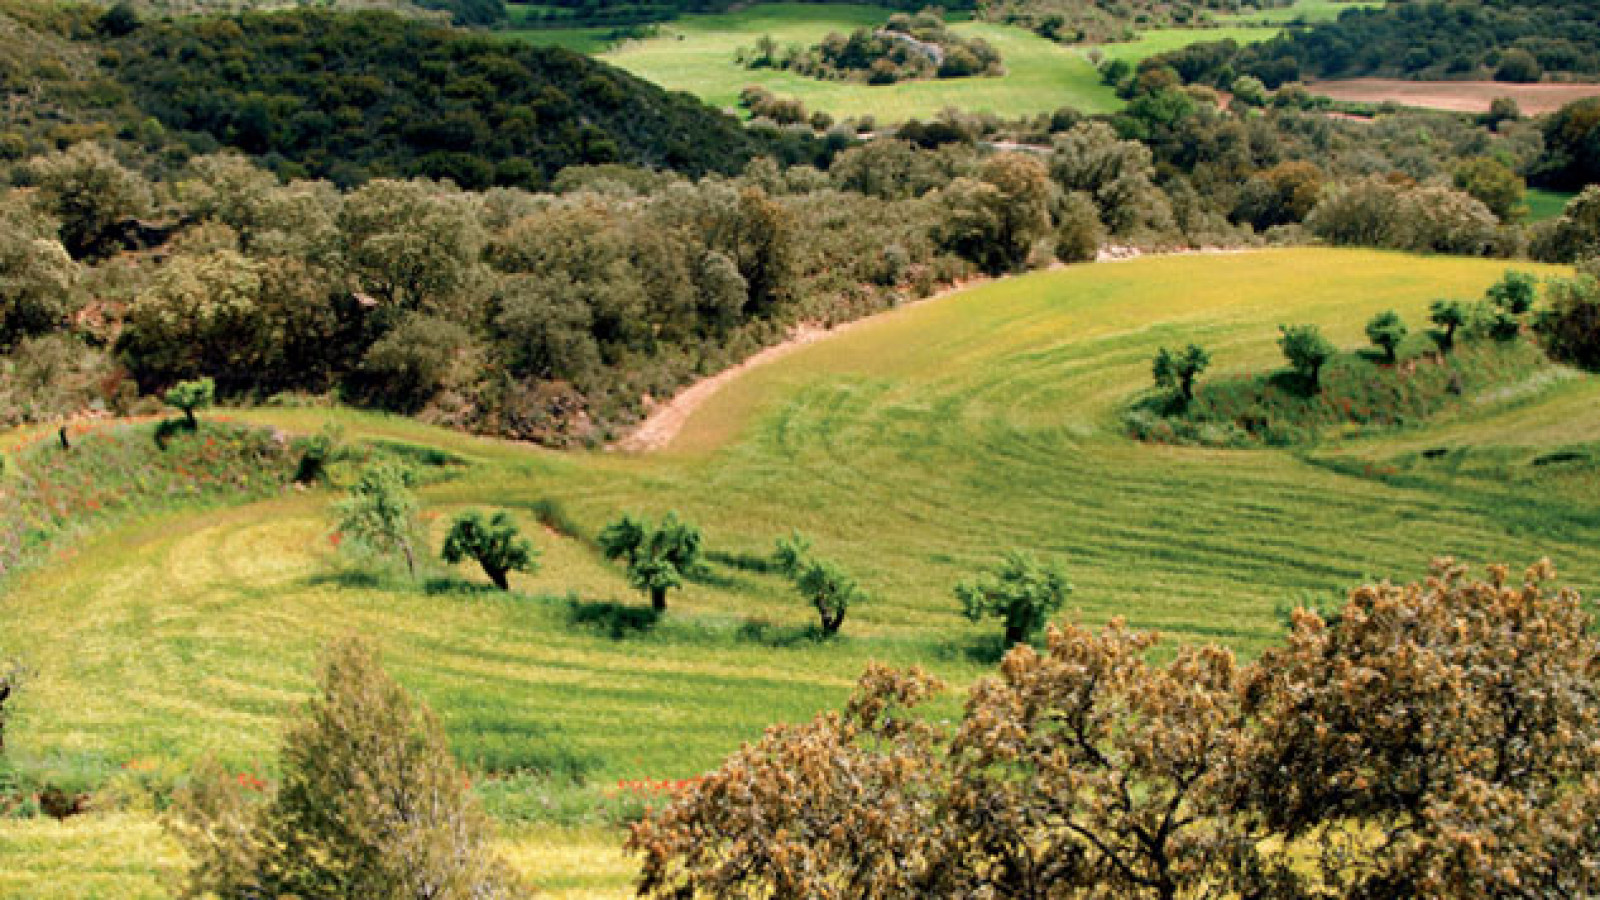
<box><xmin>1213</xmin><ymin>0</ymin><xmax>1381</xmax><ymax>25</ymax></box>
<box><xmin>5</xmin><ymin>248</ymin><xmax>1599</xmax><ymax>895</ymax></box>
<box><xmin>544</xmin><ymin>3</ymin><xmax>1281</xmax><ymax>119</ymax></box>
<box><xmin>0</xmin><ymin>815</ymin><xmax>634</xmax><ymax>899</ymax></box>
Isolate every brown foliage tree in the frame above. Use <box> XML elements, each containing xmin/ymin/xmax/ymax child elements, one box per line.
<box><xmin>634</xmin><ymin>560</ymin><xmax>1600</xmax><ymax>900</ymax></box>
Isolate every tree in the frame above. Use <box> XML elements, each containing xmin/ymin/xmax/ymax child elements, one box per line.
<box><xmin>796</xmin><ymin>559</ymin><xmax>866</xmax><ymax>637</ymax></box>
<box><xmin>1364</xmin><ymin>310</ymin><xmax>1407</xmax><ymax>363</ymax></box>
<box><xmin>1238</xmin><ymin>559</ymin><xmax>1600</xmax><ymax>896</ymax></box>
<box><xmin>0</xmin><ymin>197</ymin><xmax>77</xmax><ymax>351</ymax></box>
<box><xmin>955</xmin><ymin>550</ymin><xmax>1071</xmax><ymax>646</ymax></box>
<box><xmin>441</xmin><ymin>510</ymin><xmax>538</xmax><ymax>590</ymax></box>
<box><xmin>336</xmin><ymin>463</ymin><xmax>421</xmax><ymax>578</ymax></box>
<box><xmin>1054</xmin><ymin>190</ymin><xmax>1105</xmax><ymax>264</ymax></box>
<box><xmin>598</xmin><ymin>512</ymin><xmax>702</xmax><ymax>612</ymax></box>
<box><xmin>1536</xmin><ymin>273</ymin><xmax>1600</xmax><ymax>370</ymax></box>
<box><xmin>168</xmin><ymin>637</ymin><xmax>526</xmax><ymax>899</ymax></box>
<box><xmin>1495</xmin><ymin>48</ymin><xmax>1543</xmax><ymax>83</ymax></box>
<box><xmin>939</xmin><ymin>153</ymin><xmax>1054</xmax><ymax>275</ymax></box>
<box><xmin>1482</xmin><ymin>269</ymin><xmax>1539</xmax><ymax>340</ymax></box>
<box><xmin>27</xmin><ymin>143</ymin><xmax>153</xmax><ymax>260</ymax></box>
<box><xmin>1278</xmin><ymin>323</ymin><xmax>1336</xmax><ymax>392</ymax></box>
<box><xmin>1151</xmin><ymin>343</ymin><xmax>1210</xmax><ymax>407</ymax></box>
<box><xmin>1453</xmin><ymin>156</ymin><xmax>1525</xmax><ymax>221</ymax></box>
<box><xmin>1429</xmin><ymin>299</ymin><xmax>1468</xmax><ymax>352</ymax></box>
<box><xmin>164</xmin><ymin>377</ymin><xmax>215</xmax><ymax>429</ymax></box>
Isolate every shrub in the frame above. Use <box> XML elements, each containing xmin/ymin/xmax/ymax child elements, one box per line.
<box><xmin>598</xmin><ymin>512</ymin><xmax>702</xmax><ymax>612</ymax></box>
<box><xmin>954</xmin><ymin>550</ymin><xmax>1071</xmax><ymax>646</ymax></box>
<box><xmin>1364</xmin><ymin>309</ymin><xmax>1407</xmax><ymax>363</ymax></box>
<box><xmin>441</xmin><ymin>510</ymin><xmax>539</xmax><ymax>590</ymax></box>
<box><xmin>167</xmin><ymin>637</ymin><xmax>527</xmax><ymax>899</ymax></box>
<box><xmin>1277</xmin><ymin>323</ymin><xmax>1336</xmax><ymax>392</ymax></box>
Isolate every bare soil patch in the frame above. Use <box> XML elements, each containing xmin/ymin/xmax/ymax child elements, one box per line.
<box><xmin>1309</xmin><ymin>78</ymin><xmax>1600</xmax><ymax>116</ymax></box>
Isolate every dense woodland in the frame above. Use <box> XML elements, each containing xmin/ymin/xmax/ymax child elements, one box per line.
<box><xmin>5</xmin><ymin>0</ymin><xmax>1600</xmax><ymax>443</ymax></box>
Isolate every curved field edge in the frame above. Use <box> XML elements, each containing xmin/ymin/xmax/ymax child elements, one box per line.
<box><xmin>2</xmin><ymin>248</ymin><xmax>1597</xmax><ymax>897</ymax></box>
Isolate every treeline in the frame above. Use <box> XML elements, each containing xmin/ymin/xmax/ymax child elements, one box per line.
<box><xmin>739</xmin><ymin>9</ymin><xmax>1003</xmax><ymax>84</ymax></box>
<box><xmin>507</xmin><ymin>0</ymin><xmax>974</xmax><ymax>30</ymax></box>
<box><xmin>1219</xmin><ymin>0</ymin><xmax>1600</xmax><ymax>84</ymax></box>
<box><xmin>978</xmin><ymin>0</ymin><xmax>1292</xmax><ymax>45</ymax></box>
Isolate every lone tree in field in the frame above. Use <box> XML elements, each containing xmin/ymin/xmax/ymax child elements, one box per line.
<box><xmin>1151</xmin><ymin>343</ymin><xmax>1210</xmax><ymax>407</ymax></box>
<box><xmin>164</xmin><ymin>376</ymin><xmax>215</xmax><ymax>429</ymax></box>
<box><xmin>599</xmin><ymin>512</ymin><xmax>702</xmax><ymax>612</ymax></box>
<box><xmin>1429</xmin><ymin>298</ymin><xmax>1468</xmax><ymax>351</ymax></box>
<box><xmin>773</xmin><ymin>533</ymin><xmax>866</xmax><ymax>636</ymax></box>
<box><xmin>1278</xmin><ymin>323</ymin><xmax>1336</xmax><ymax>392</ymax></box>
<box><xmin>955</xmin><ymin>550</ymin><xmax>1071</xmax><ymax>646</ymax></box>
<box><xmin>441</xmin><ymin>510</ymin><xmax>538</xmax><ymax>590</ymax></box>
<box><xmin>1364</xmin><ymin>309</ymin><xmax>1408</xmax><ymax>363</ymax></box>
<box><xmin>168</xmin><ymin>637</ymin><xmax>527</xmax><ymax>899</ymax></box>
<box><xmin>335</xmin><ymin>463</ymin><xmax>421</xmax><ymax>578</ymax></box>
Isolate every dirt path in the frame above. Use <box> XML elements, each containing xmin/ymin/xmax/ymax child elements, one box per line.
<box><xmin>612</xmin><ymin>247</ymin><xmax>1259</xmax><ymax>453</ymax></box>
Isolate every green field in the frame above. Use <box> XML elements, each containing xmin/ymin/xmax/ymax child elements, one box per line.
<box><xmin>1527</xmin><ymin>187</ymin><xmax>1577</xmax><ymax>223</ymax></box>
<box><xmin>1214</xmin><ymin>0</ymin><xmax>1381</xmax><ymax>25</ymax></box>
<box><xmin>510</xmin><ymin>3</ymin><xmax>1282</xmax><ymax>119</ymax></box>
<box><xmin>4</xmin><ymin>248</ymin><xmax>1598</xmax><ymax>896</ymax></box>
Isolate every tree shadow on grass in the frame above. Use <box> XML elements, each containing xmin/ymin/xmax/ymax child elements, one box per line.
<box><xmin>566</xmin><ymin>598</ymin><xmax>661</xmax><ymax>640</ymax></box>
<box><xmin>933</xmin><ymin>632</ymin><xmax>1017</xmax><ymax>666</ymax></box>
<box><xmin>734</xmin><ymin>618</ymin><xmax>828</xmax><ymax>648</ymax></box>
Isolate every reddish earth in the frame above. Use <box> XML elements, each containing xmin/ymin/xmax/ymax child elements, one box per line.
<box><xmin>1309</xmin><ymin>78</ymin><xmax>1600</xmax><ymax>115</ymax></box>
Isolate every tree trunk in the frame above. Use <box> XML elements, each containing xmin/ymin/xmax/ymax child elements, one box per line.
<box><xmin>651</xmin><ymin>585</ymin><xmax>668</xmax><ymax>612</ymax></box>
<box><xmin>1004</xmin><ymin>623</ymin><xmax>1026</xmax><ymax>647</ymax></box>
<box><xmin>402</xmin><ymin>541</ymin><xmax>416</xmax><ymax>579</ymax></box>
<box><xmin>821</xmin><ymin>608</ymin><xmax>843</xmax><ymax>636</ymax></box>
<box><xmin>58</xmin><ymin>426</ymin><xmax>70</xmax><ymax>451</ymax></box>
<box><xmin>489</xmin><ymin>568</ymin><xmax>509</xmax><ymax>591</ymax></box>
<box><xmin>184</xmin><ymin>408</ymin><xmax>196</xmax><ymax>430</ymax></box>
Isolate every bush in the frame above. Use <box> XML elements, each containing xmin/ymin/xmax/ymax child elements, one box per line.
<box><xmin>1151</xmin><ymin>343</ymin><xmax>1209</xmax><ymax>406</ymax></box>
<box><xmin>1364</xmin><ymin>309</ymin><xmax>1407</xmax><ymax>363</ymax></box>
<box><xmin>163</xmin><ymin>377</ymin><xmax>215</xmax><ymax>428</ymax></box>
<box><xmin>335</xmin><ymin>463</ymin><xmax>421</xmax><ymax>578</ymax></box>
<box><xmin>167</xmin><ymin>637</ymin><xmax>528</xmax><ymax>899</ymax></box>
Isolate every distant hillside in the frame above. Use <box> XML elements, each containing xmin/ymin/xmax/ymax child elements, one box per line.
<box><xmin>104</xmin><ymin>9</ymin><xmax>769</xmax><ymax>187</ymax></box>
<box><xmin>1235</xmin><ymin>0</ymin><xmax>1600</xmax><ymax>85</ymax></box>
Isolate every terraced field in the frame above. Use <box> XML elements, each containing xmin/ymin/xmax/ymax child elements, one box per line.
<box><xmin>3</xmin><ymin>248</ymin><xmax>1598</xmax><ymax>896</ymax></box>
<box><xmin>511</xmin><ymin>3</ymin><xmax>1282</xmax><ymax>119</ymax></box>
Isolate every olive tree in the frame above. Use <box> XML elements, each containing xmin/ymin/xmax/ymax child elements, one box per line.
<box><xmin>441</xmin><ymin>510</ymin><xmax>538</xmax><ymax>590</ymax></box>
<box><xmin>1429</xmin><ymin>299</ymin><xmax>1468</xmax><ymax>352</ymax></box>
<box><xmin>1278</xmin><ymin>323</ymin><xmax>1336</xmax><ymax>392</ymax></box>
<box><xmin>335</xmin><ymin>463</ymin><xmax>421</xmax><ymax>578</ymax></box>
<box><xmin>1151</xmin><ymin>343</ymin><xmax>1209</xmax><ymax>407</ymax></box>
<box><xmin>168</xmin><ymin>637</ymin><xmax>527</xmax><ymax>899</ymax></box>
<box><xmin>598</xmin><ymin>512</ymin><xmax>702</xmax><ymax>612</ymax></box>
<box><xmin>164</xmin><ymin>377</ymin><xmax>215</xmax><ymax>429</ymax></box>
<box><xmin>1364</xmin><ymin>309</ymin><xmax>1407</xmax><ymax>363</ymax></box>
<box><xmin>955</xmin><ymin>550</ymin><xmax>1071</xmax><ymax>646</ymax></box>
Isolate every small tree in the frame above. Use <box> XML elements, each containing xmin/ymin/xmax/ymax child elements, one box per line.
<box><xmin>441</xmin><ymin>510</ymin><xmax>538</xmax><ymax>591</ymax></box>
<box><xmin>1484</xmin><ymin>270</ymin><xmax>1539</xmax><ymax>340</ymax></box>
<box><xmin>1429</xmin><ymin>299</ymin><xmax>1467</xmax><ymax>352</ymax></box>
<box><xmin>336</xmin><ymin>463</ymin><xmax>421</xmax><ymax>578</ymax></box>
<box><xmin>772</xmin><ymin>530</ymin><xmax>813</xmax><ymax>577</ymax></box>
<box><xmin>598</xmin><ymin>512</ymin><xmax>702</xmax><ymax>612</ymax></box>
<box><xmin>955</xmin><ymin>550</ymin><xmax>1071</xmax><ymax>646</ymax></box>
<box><xmin>168</xmin><ymin>637</ymin><xmax>526</xmax><ymax>899</ymax></box>
<box><xmin>164</xmin><ymin>377</ymin><xmax>215</xmax><ymax>429</ymax></box>
<box><xmin>796</xmin><ymin>558</ymin><xmax>867</xmax><ymax>637</ymax></box>
<box><xmin>1151</xmin><ymin>343</ymin><xmax>1210</xmax><ymax>407</ymax></box>
<box><xmin>1278</xmin><ymin>323</ymin><xmax>1336</xmax><ymax>392</ymax></box>
<box><xmin>1364</xmin><ymin>309</ymin><xmax>1407</xmax><ymax>363</ymax></box>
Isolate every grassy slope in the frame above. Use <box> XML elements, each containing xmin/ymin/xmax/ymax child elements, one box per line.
<box><xmin>4</xmin><ymin>248</ymin><xmax>1598</xmax><ymax>895</ymax></box>
<box><xmin>514</xmin><ymin>3</ymin><xmax>1281</xmax><ymax>119</ymax></box>
<box><xmin>1526</xmin><ymin>187</ymin><xmax>1577</xmax><ymax>223</ymax></box>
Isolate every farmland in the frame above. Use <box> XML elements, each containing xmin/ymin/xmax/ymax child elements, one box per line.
<box><xmin>510</xmin><ymin>3</ymin><xmax>1284</xmax><ymax>119</ymax></box>
<box><xmin>3</xmin><ymin>248</ymin><xmax>1596</xmax><ymax>895</ymax></box>
<box><xmin>1307</xmin><ymin>78</ymin><xmax>1600</xmax><ymax>116</ymax></box>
